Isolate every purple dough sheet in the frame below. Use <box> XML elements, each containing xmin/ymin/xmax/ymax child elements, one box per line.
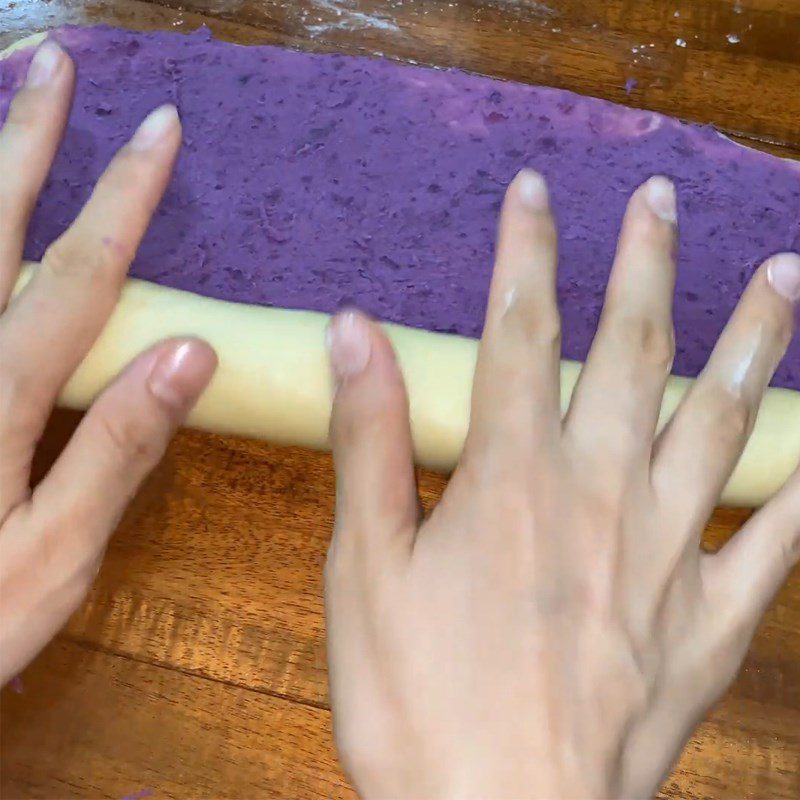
<box><xmin>1</xmin><ymin>25</ymin><xmax>798</xmax><ymax>388</ymax></box>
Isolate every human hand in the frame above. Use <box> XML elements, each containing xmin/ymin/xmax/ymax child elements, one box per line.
<box><xmin>0</xmin><ymin>41</ymin><xmax>217</xmax><ymax>685</ymax></box>
<box><xmin>324</xmin><ymin>169</ymin><xmax>800</xmax><ymax>798</ymax></box>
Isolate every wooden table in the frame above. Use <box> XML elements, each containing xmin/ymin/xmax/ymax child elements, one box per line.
<box><xmin>1</xmin><ymin>1</ymin><xmax>798</xmax><ymax>798</ymax></box>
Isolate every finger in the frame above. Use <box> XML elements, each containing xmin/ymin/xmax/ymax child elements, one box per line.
<box><xmin>653</xmin><ymin>253</ymin><xmax>800</xmax><ymax>529</ymax></box>
<box><xmin>467</xmin><ymin>169</ymin><xmax>561</xmax><ymax>455</ymax></box>
<box><xmin>0</xmin><ymin>40</ymin><xmax>74</xmax><ymax>310</ymax></box>
<box><xmin>704</xmin><ymin>463</ymin><xmax>799</xmax><ymax>630</ymax></box>
<box><xmin>564</xmin><ymin>176</ymin><xmax>677</xmax><ymax>472</ymax></box>
<box><xmin>328</xmin><ymin>311</ymin><xmax>419</xmax><ymax>558</ymax></box>
<box><xmin>0</xmin><ymin>104</ymin><xmax>181</xmax><ymax>498</ymax></box>
<box><xmin>0</xmin><ymin>339</ymin><xmax>215</xmax><ymax>681</ymax></box>
<box><xmin>29</xmin><ymin>339</ymin><xmax>217</xmax><ymax>547</ymax></box>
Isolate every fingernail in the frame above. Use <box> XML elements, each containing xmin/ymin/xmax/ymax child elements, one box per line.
<box><xmin>326</xmin><ymin>312</ymin><xmax>372</xmax><ymax>382</ymax></box>
<box><xmin>129</xmin><ymin>104</ymin><xmax>179</xmax><ymax>151</ymax></box>
<box><xmin>147</xmin><ymin>340</ymin><xmax>217</xmax><ymax>410</ymax></box>
<box><xmin>26</xmin><ymin>40</ymin><xmax>64</xmax><ymax>87</ymax></box>
<box><xmin>644</xmin><ymin>175</ymin><xmax>677</xmax><ymax>223</ymax></box>
<box><xmin>767</xmin><ymin>252</ymin><xmax>800</xmax><ymax>302</ymax></box>
<box><xmin>516</xmin><ymin>169</ymin><xmax>549</xmax><ymax>211</ymax></box>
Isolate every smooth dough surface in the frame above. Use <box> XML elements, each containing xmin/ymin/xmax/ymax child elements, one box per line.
<box><xmin>11</xmin><ymin>264</ymin><xmax>800</xmax><ymax>508</ymax></box>
<box><xmin>3</xmin><ymin>35</ymin><xmax>799</xmax><ymax>508</ymax></box>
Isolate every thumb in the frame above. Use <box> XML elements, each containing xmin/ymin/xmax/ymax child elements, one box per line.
<box><xmin>708</xmin><ymin>464</ymin><xmax>800</xmax><ymax>624</ymax></box>
<box><xmin>328</xmin><ymin>311</ymin><xmax>419</xmax><ymax>556</ymax></box>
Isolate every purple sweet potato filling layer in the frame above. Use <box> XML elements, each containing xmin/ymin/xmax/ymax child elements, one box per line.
<box><xmin>1</xmin><ymin>25</ymin><xmax>798</xmax><ymax>387</ymax></box>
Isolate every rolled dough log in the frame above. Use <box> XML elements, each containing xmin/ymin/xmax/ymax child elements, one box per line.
<box><xmin>11</xmin><ymin>264</ymin><xmax>800</xmax><ymax>507</ymax></box>
<box><xmin>3</xmin><ymin>34</ymin><xmax>799</xmax><ymax>508</ymax></box>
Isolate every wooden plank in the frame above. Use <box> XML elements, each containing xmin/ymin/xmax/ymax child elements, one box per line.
<box><xmin>1</xmin><ymin>637</ymin><xmax>796</xmax><ymax>798</ymax></box>
<box><xmin>0</xmin><ymin>0</ymin><xmax>268</xmax><ymax>50</ymax></box>
<box><xmin>0</xmin><ymin>639</ymin><xmax>353</xmax><ymax>800</ymax></box>
<box><xmin>660</xmin><ymin>698</ymin><xmax>800</xmax><ymax>798</ymax></box>
<box><xmin>2</xmin><ymin>0</ymin><xmax>800</xmax><ymax>148</ymax></box>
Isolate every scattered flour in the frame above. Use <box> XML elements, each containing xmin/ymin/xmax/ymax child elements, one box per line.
<box><xmin>306</xmin><ymin>0</ymin><xmax>401</xmax><ymax>35</ymax></box>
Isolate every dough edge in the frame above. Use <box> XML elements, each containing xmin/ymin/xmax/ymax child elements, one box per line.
<box><xmin>4</xmin><ymin>35</ymin><xmax>799</xmax><ymax>507</ymax></box>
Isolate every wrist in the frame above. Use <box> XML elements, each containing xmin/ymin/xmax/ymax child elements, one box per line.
<box><xmin>354</xmin><ymin>759</ymin><xmax>611</xmax><ymax>800</ymax></box>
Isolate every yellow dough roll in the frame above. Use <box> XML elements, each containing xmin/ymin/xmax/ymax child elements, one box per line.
<box><xmin>12</xmin><ymin>264</ymin><xmax>800</xmax><ymax>507</ymax></box>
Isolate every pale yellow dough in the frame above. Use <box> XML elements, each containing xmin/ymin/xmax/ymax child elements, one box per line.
<box><xmin>3</xmin><ymin>36</ymin><xmax>799</xmax><ymax>507</ymax></box>
<box><xmin>9</xmin><ymin>265</ymin><xmax>800</xmax><ymax>507</ymax></box>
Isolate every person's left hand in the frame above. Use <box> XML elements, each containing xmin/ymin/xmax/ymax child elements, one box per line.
<box><xmin>0</xmin><ymin>40</ymin><xmax>217</xmax><ymax>685</ymax></box>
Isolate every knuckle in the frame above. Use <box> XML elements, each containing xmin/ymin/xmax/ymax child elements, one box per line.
<box><xmin>97</xmin><ymin>411</ymin><xmax>164</xmax><ymax>466</ymax></box>
<box><xmin>503</xmin><ymin>300</ymin><xmax>561</xmax><ymax>350</ymax></box>
<box><xmin>611</xmin><ymin>315</ymin><xmax>675</xmax><ymax>372</ymax></box>
<box><xmin>332</xmin><ymin>407</ymin><xmax>371</xmax><ymax>446</ymax></box>
<box><xmin>42</xmin><ymin>238</ymin><xmax>89</xmax><ymax>279</ymax></box>
<box><xmin>699</xmin><ymin>385</ymin><xmax>754</xmax><ymax>447</ymax></box>
<box><xmin>716</xmin><ymin>392</ymin><xmax>752</xmax><ymax>443</ymax></box>
<box><xmin>332</xmin><ymin>396</ymin><xmax>401</xmax><ymax>447</ymax></box>
<box><xmin>42</xmin><ymin>237</ymin><xmax>124</xmax><ymax>289</ymax></box>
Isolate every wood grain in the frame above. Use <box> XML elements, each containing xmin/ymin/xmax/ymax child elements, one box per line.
<box><xmin>2</xmin><ymin>0</ymin><xmax>799</xmax><ymax>153</ymax></box>
<box><xmin>1</xmin><ymin>0</ymin><xmax>799</xmax><ymax>798</ymax></box>
<box><xmin>1</xmin><ymin>639</ymin><xmax>352</xmax><ymax>800</ymax></box>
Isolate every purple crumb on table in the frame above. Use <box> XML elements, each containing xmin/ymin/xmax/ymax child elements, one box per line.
<box><xmin>624</xmin><ymin>77</ymin><xmax>638</xmax><ymax>94</ymax></box>
<box><xmin>0</xmin><ymin>25</ymin><xmax>798</xmax><ymax>389</ymax></box>
<box><xmin>10</xmin><ymin>675</ymin><xmax>24</xmax><ymax>694</ymax></box>
<box><xmin>120</xmin><ymin>789</ymin><xmax>154</xmax><ymax>800</ymax></box>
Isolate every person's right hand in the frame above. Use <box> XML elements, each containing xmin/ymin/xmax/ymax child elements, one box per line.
<box><xmin>325</xmin><ymin>169</ymin><xmax>800</xmax><ymax>798</ymax></box>
<box><xmin>0</xmin><ymin>40</ymin><xmax>217</xmax><ymax>686</ymax></box>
